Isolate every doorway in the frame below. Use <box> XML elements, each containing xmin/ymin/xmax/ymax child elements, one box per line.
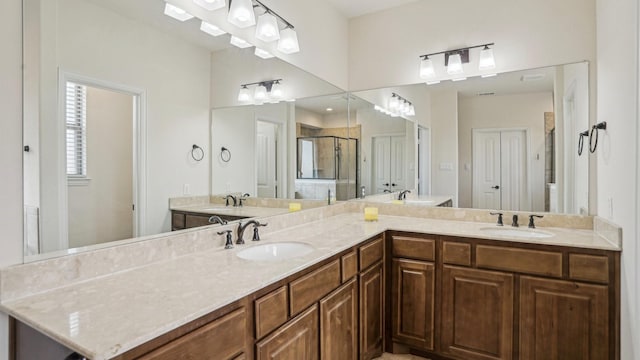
<box><xmin>417</xmin><ymin>126</ymin><xmax>431</xmax><ymax>195</ymax></box>
<box><xmin>372</xmin><ymin>135</ymin><xmax>406</xmax><ymax>193</ymax></box>
<box><xmin>256</xmin><ymin>120</ymin><xmax>279</xmax><ymax>198</ymax></box>
<box><xmin>472</xmin><ymin>129</ymin><xmax>530</xmax><ymax>211</ymax></box>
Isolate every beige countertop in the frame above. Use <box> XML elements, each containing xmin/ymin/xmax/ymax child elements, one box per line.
<box><xmin>0</xmin><ymin>212</ymin><xmax>620</xmax><ymax>360</ymax></box>
<box><xmin>170</xmin><ymin>203</ymin><xmax>290</xmax><ymax>218</ymax></box>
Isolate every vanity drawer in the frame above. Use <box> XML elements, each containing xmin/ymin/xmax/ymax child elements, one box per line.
<box><xmin>360</xmin><ymin>236</ymin><xmax>384</xmax><ymax>270</ymax></box>
<box><xmin>255</xmin><ymin>286</ymin><xmax>289</xmax><ymax>339</ymax></box>
<box><xmin>341</xmin><ymin>250</ymin><xmax>358</xmax><ymax>282</ymax></box>
<box><xmin>185</xmin><ymin>214</ymin><xmax>211</xmax><ymax>228</ymax></box>
<box><xmin>171</xmin><ymin>212</ymin><xmax>185</xmax><ymax>230</ymax></box>
<box><xmin>289</xmin><ymin>260</ymin><xmax>341</xmax><ymax>315</ymax></box>
<box><xmin>569</xmin><ymin>254</ymin><xmax>609</xmax><ymax>284</ymax></box>
<box><xmin>392</xmin><ymin>236</ymin><xmax>435</xmax><ymax>261</ymax></box>
<box><xmin>139</xmin><ymin>307</ymin><xmax>246</xmax><ymax>360</ymax></box>
<box><xmin>443</xmin><ymin>241</ymin><xmax>471</xmax><ymax>266</ymax></box>
<box><xmin>476</xmin><ymin>245</ymin><xmax>563</xmax><ymax>277</ymax></box>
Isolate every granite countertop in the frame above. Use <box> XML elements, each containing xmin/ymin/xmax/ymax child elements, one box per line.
<box><xmin>170</xmin><ymin>203</ymin><xmax>290</xmax><ymax>218</ymax></box>
<box><xmin>0</xmin><ymin>212</ymin><xmax>620</xmax><ymax>360</ymax></box>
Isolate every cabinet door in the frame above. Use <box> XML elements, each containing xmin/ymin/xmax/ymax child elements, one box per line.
<box><xmin>139</xmin><ymin>307</ymin><xmax>246</xmax><ymax>360</ymax></box>
<box><xmin>441</xmin><ymin>266</ymin><xmax>514</xmax><ymax>360</ymax></box>
<box><xmin>392</xmin><ymin>258</ymin><xmax>435</xmax><ymax>351</ymax></box>
<box><xmin>519</xmin><ymin>276</ymin><xmax>609</xmax><ymax>360</ymax></box>
<box><xmin>320</xmin><ymin>279</ymin><xmax>358</xmax><ymax>360</ymax></box>
<box><xmin>256</xmin><ymin>305</ymin><xmax>319</xmax><ymax>360</ymax></box>
<box><xmin>359</xmin><ymin>261</ymin><xmax>384</xmax><ymax>360</ymax></box>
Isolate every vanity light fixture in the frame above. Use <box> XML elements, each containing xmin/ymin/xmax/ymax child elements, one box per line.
<box><xmin>254</xmin><ymin>48</ymin><xmax>275</xmax><ymax>59</ymax></box>
<box><xmin>237</xmin><ymin>79</ymin><xmax>284</xmax><ymax>105</ymax></box>
<box><xmin>200</xmin><ymin>21</ymin><xmax>226</xmax><ymax>36</ymax></box>
<box><xmin>193</xmin><ymin>0</ymin><xmax>225</xmax><ymax>11</ymax></box>
<box><xmin>230</xmin><ymin>35</ymin><xmax>252</xmax><ymax>48</ymax></box>
<box><xmin>164</xmin><ymin>3</ymin><xmax>194</xmax><ymax>21</ymax></box>
<box><xmin>255</xmin><ymin>12</ymin><xmax>280</xmax><ymax>42</ymax></box>
<box><xmin>277</xmin><ymin>28</ymin><xmax>300</xmax><ymax>54</ymax></box>
<box><xmin>376</xmin><ymin>93</ymin><xmax>415</xmax><ymax>118</ymax></box>
<box><xmin>227</xmin><ymin>0</ymin><xmax>256</xmax><ymax>28</ymax></box>
<box><xmin>419</xmin><ymin>43</ymin><xmax>495</xmax><ymax>79</ymax></box>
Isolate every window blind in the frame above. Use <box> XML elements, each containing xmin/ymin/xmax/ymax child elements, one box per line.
<box><xmin>66</xmin><ymin>82</ymin><xmax>87</xmax><ymax>178</ymax></box>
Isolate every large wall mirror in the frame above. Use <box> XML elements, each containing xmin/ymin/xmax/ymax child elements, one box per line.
<box><xmin>21</xmin><ymin>0</ymin><xmax>347</xmax><ymax>260</ymax></box>
<box><xmin>351</xmin><ymin>62</ymin><xmax>590</xmax><ymax>214</ymax></box>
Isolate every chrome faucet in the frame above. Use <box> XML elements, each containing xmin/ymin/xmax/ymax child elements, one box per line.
<box><xmin>208</xmin><ymin>215</ymin><xmax>228</xmax><ymax>225</ymax></box>
<box><xmin>238</xmin><ymin>193</ymin><xmax>250</xmax><ymax>207</ymax></box>
<box><xmin>237</xmin><ymin>220</ymin><xmax>268</xmax><ymax>244</ymax></box>
<box><xmin>511</xmin><ymin>214</ymin><xmax>519</xmax><ymax>227</ymax></box>
<box><xmin>224</xmin><ymin>194</ymin><xmax>237</xmax><ymax>207</ymax></box>
<box><xmin>528</xmin><ymin>214</ymin><xmax>544</xmax><ymax>228</ymax></box>
<box><xmin>398</xmin><ymin>190</ymin><xmax>411</xmax><ymax>200</ymax></box>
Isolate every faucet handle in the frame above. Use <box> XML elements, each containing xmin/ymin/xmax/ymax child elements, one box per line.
<box><xmin>512</xmin><ymin>214</ymin><xmax>519</xmax><ymax>227</ymax></box>
<box><xmin>252</xmin><ymin>222</ymin><xmax>268</xmax><ymax>241</ymax></box>
<box><xmin>217</xmin><ymin>230</ymin><xmax>234</xmax><ymax>249</ymax></box>
<box><xmin>489</xmin><ymin>212</ymin><xmax>504</xmax><ymax>226</ymax></box>
<box><xmin>528</xmin><ymin>214</ymin><xmax>544</xmax><ymax>228</ymax></box>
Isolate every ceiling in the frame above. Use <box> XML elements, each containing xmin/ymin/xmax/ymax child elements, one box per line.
<box><xmin>325</xmin><ymin>0</ymin><xmax>419</xmax><ymax>18</ymax></box>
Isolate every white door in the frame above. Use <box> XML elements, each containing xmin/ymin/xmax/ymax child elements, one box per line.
<box><xmin>472</xmin><ymin>129</ymin><xmax>529</xmax><ymax>211</ymax></box>
<box><xmin>372</xmin><ymin>135</ymin><xmax>406</xmax><ymax>194</ymax></box>
<box><xmin>418</xmin><ymin>126</ymin><xmax>431</xmax><ymax>195</ymax></box>
<box><xmin>256</xmin><ymin>121</ymin><xmax>278</xmax><ymax>198</ymax></box>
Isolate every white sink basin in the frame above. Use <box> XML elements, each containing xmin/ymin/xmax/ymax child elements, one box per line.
<box><xmin>237</xmin><ymin>242</ymin><xmax>314</xmax><ymax>261</ymax></box>
<box><xmin>480</xmin><ymin>227</ymin><xmax>554</xmax><ymax>239</ymax></box>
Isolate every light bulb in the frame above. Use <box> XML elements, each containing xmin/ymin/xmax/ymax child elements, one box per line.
<box><xmin>447</xmin><ymin>53</ymin><xmax>464</xmax><ymax>75</ymax></box>
<box><xmin>255</xmin><ymin>13</ymin><xmax>280</xmax><ymax>42</ymax></box>
<box><xmin>277</xmin><ymin>28</ymin><xmax>300</xmax><ymax>54</ymax></box>
<box><xmin>193</xmin><ymin>0</ymin><xmax>225</xmax><ymax>11</ymax></box>
<box><xmin>238</xmin><ymin>86</ymin><xmax>251</xmax><ymax>103</ymax></box>
<box><xmin>479</xmin><ymin>46</ymin><xmax>496</xmax><ymax>70</ymax></box>
<box><xmin>254</xmin><ymin>48</ymin><xmax>274</xmax><ymax>59</ymax></box>
<box><xmin>227</xmin><ymin>0</ymin><xmax>255</xmax><ymax>28</ymax></box>
<box><xmin>164</xmin><ymin>3</ymin><xmax>194</xmax><ymax>21</ymax></box>
<box><xmin>230</xmin><ymin>36</ymin><xmax>252</xmax><ymax>48</ymax></box>
<box><xmin>419</xmin><ymin>57</ymin><xmax>435</xmax><ymax>79</ymax></box>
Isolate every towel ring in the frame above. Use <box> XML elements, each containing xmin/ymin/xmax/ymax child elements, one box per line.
<box><xmin>191</xmin><ymin>144</ymin><xmax>204</xmax><ymax>162</ymax></box>
<box><xmin>589</xmin><ymin>122</ymin><xmax>607</xmax><ymax>154</ymax></box>
<box><xmin>220</xmin><ymin>147</ymin><xmax>231</xmax><ymax>162</ymax></box>
<box><xmin>578</xmin><ymin>130</ymin><xmax>589</xmax><ymax>156</ymax></box>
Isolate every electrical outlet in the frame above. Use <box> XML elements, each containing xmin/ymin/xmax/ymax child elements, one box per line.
<box><xmin>183</xmin><ymin>184</ymin><xmax>190</xmax><ymax>195</ymax></box>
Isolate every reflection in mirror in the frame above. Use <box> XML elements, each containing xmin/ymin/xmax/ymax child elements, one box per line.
<box><xmin>22</xmin><ymin>0</ymin><xmax>345</xmax><ymax>260</ymax></box>
<box><xmin>352</xmin><ymin>62</ymin><xmax>589</xmax><ymax>215</ymax></box>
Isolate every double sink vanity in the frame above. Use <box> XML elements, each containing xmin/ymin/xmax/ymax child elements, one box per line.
<box><xmin>0</xmin><ymin>197</ymin><xmax>621</xmax><ymax>360</ymax></box>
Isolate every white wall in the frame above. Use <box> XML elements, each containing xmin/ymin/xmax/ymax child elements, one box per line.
<box><xmin>68</xmin><ymin>87</ymin><xmax>134</xmax><ymax>248</ymax></box>
<box><xmin>36</xmin><ymin>0</ymin><xmax>211</xmax><ymax>243</ymax></box>
<box><xmin>596</xmin><ymin>0</ymin><xmax>639</xmax><ymax>359</ymax></box>
<box><xmin>430</xmin><ymin>90</ymin><xmax>459</xmax><ymax>205</ymax></box>
<box><xmin>0</xmin><ymin>0</ymin><xmax>24</xmax><ymax>358</ymax></box>
<box><xmin>458</xmin><ymin>92</ymin><xmax>553</xmax><ymax>210</ymax></box>
<box><xmin>211</xmin><ymin>103</ymin><xmax>292</xmax><ymax>196</ymax></box>
<box><xmin>348</xmin><ymin>0</ymin><xmax>596</xmax><ymax>91</ymax></box>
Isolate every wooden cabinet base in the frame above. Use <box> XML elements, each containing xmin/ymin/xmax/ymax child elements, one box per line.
<box><xmin>256</xmin><ymin>305</ymin><xmax>319</xmax><ymax>360</ymax></box>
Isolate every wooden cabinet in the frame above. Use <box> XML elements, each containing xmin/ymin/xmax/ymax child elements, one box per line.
<box><xmin>138</xmin><ymin>307</ymin><xmax>246</xmax><ymax>360</ymax></box>
<box><xmin>441</xmin><ymin>266</ymin><xmax>514</xmax><ymax>360</ymax></box>
<box><xmin>256</xmin><ymin>305</ymin><xmax>319</xmax><ymax>360</ymax></box>
<box><xmin>391</xmin><ymin>258</ymin><xmax>435</xmax><ymax>351</ymax></box>
<box><xmin>170</xmin><ymin>210</ymin><xmax>248</xmax><ymax>231</ymax></box>
<box><xmin>360</xmin><ymin>261</ymin><xmax>384</xmax><ymax>360</ymax></box>
<box><xmin>320</xmin><ymin>279</ymin><xmax>358</xmax><ymax>360</ymax></box>
<box><xmin>519</xmin><ymin>276</ymin><xmax>609</xmax><ymax>360</ymax></box>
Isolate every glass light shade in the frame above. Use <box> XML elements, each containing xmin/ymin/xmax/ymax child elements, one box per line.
<box><xmin>254</xmin><ymin>84</ymin><xmax>268</xmax><ymax>103</ymax></box>
<box><xmin>254</xmin><ymin>48</ymin><xmax>274</xmax><ymax>59</ymax></box>
<box><xmin>193</xmin><ymin>0</ymin><xmax>225</xmax><ymax>11</ymax></box>
<box><xmin>238</xmin><ymin>87</ymin><xmax>251</xmax><ymax>102</ymax></box>
<box><xmin>255</xmin><ymin>13</ymin><xmax>280</xmax><ymax>42</ymax></box>
<box><xmin>164</xmin><ymin>3</ymin><xmax>194</xmax><ymax>21</ymax></box>
<box><xmin>277</xmin><ymin>28</ymin><xmax>300</xmax><ymax>54</ymax></box>
<box><xmin>389</xmin><ymin>96</ymin><xmax>399</xmax><ymax>111</ymax></box>
<box><xmin>270</xmin><ymin>82</ymin><xmax>284</xmax><ymax>101</ymax></box>
<box><xmin>230</xmin><ymin>36</ymin><xmax>252</xmax><ymax>48</ymax></box>
<box><xmin>479</xmin><ymin>47</ymin><xmax>496</xmax><ymax>70</ymax></box>
<box><xmin>200</xmin><ymin>21</ymin><xmax>226</xmax><ymax>36</ymax></box>
<box><xmin>447</xmin><ymin>53</ymin><xmax>464</xmax><ymax>75</ymax></box>
<box><xmin>407</xmin><ymin>105</ymin><xmax>416</xmax><ymax>116</ymax></box>
<box><xmin>227</xmin><ymin>0</ymin><xmax>255</xmax><ymax>28</ymax></box>
<box><xmin>419</xmin><ymin>58</ymin><xmax>435</xmax><ymax>79</ymax></box>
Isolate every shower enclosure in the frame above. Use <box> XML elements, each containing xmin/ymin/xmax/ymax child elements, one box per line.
<box><xmin>296</xmin><ymin>136</ymin><xmax>358</xmax><ymax>200</ymax></box>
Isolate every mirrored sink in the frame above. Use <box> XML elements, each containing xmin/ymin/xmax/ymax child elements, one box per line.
<box><xmin>236</xmin><ymin>242</ymin><xmax>315</xmax><ymax>261</ymax></box>
<box><xmin>479</xmin><ymin>227</ymin><xmax>554</xmax><ymax>239</ymax></box>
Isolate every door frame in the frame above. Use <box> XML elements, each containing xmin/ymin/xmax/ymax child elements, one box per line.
<box><xmin>371</xmin><ymin>132</ymin><xmax>406</xmax><ymax>194</ymax></box>
<box><xmin>471</xmin><ymin>127</ymin><xmax>532</xmax><ymax>211</ymax></box>
<box><xmin>417</xmin><ymin>125</ymin><xmax>432</xmax><ymax>195</ymax></box>
<box><xmin>57</xmin><ymin>70</ymin><xmax>146</xmax><ymax>249</ymax></box>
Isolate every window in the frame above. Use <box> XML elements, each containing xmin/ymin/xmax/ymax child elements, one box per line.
<box><xmin>65</xmin><ymin>82</ymin><xmax>87</xmax><ymax>179</ymax></box>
